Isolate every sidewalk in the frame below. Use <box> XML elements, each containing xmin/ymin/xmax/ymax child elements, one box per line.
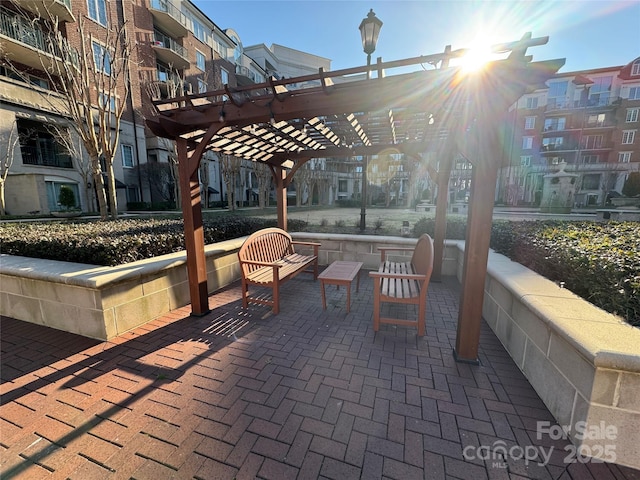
<box><xmin>1</xmin><ymin>275</ymin><xmax>638</xmax><ymax>479</ymax></box>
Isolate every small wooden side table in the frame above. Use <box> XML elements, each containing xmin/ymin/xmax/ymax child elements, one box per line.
<box><xmin>318</xmin><ymin>261</ymin><xmax>363</xmax><ymax>313</ymax></box>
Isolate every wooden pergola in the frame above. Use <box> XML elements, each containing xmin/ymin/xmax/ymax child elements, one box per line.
<box><xmin>146</xmin><ymin>33</ymin><xmax>564</xmax><ymax>363</ymax></box>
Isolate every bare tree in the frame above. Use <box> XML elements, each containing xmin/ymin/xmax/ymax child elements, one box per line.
<box><xmin>220</xmin><ymin>154</ymin><xmax>242</xmax><ymax>210</ymax></box>
<box><xmin>4</xmin><ymin>5</ymin><xmax>132</xmax><ymax>220</ymax></box>
<box><xmin>0</xmin><ymin>121</ymin><xmax>20</xmax><ymax>216</ymax></box>
<box><xmin>254</xmin><ymin>161</ymin><xmax>271</xmax><ymax>209</ymax></box>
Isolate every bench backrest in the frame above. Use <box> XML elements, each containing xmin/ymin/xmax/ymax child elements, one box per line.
<box><xmin>238</xmin><ymin>227</ymin><xmax>294</xmax><ymax>271</ymax></box>
<box><xmin>411</xmin><ymin>234</ymin><xmax>434</xmax><ymax>277</ymax></box>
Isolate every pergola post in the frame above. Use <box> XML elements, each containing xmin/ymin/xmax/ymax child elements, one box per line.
<box><xmin>432</xmin><ymin>152</ymin><xmax>454</xmax><ymax>282</ymax></box>
<box><xmin>177</xmin><ymin>138</ymin><xmax>210</xmax><ymax>316</ymax></box>
<box><xmin>454</xmin><ymin>120</ymin><xmax>501</xmax><ymax>363</ymax></box>
<box><xmin>275</xmin><ymin>167</ymin><xmax>288</xmax><ymax>230</ymax></box>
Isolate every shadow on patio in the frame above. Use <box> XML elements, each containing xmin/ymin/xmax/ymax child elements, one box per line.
<box><xmin>1</xmin><ymin>273</ymin><xmax>638</xmax><ymax>479</ymax></box>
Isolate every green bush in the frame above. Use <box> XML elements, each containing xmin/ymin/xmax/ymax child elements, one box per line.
<box><xmin>0</xmin><ymin>216</ymin><xmax>307</xmax><ymax>267</ymax></box>
<box><xmin>411</xmin><ymin>216</ymin><xmax>639</xmax><ymax>326</ymax></box>
<box><xmin>58</xmin><ymin>186</ymin><xmax>77</xmax><ymax>210</ymax></box>
<box><xmin>622</xmin><ymin>172</ymin><xmax>640</xmax><ymax>197</ymax></box>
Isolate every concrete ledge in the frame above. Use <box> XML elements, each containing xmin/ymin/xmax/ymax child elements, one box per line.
<box><xmin>0</xmin><ymin>238</ymin><xmax>245</xmax><ymax>340</ymax></box>
<box><xmin>461</xmin><ymin>244</ymin><xmax>640</xmax><ymax>470</ymax></box>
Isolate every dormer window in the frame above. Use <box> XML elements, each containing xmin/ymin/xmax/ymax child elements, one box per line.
<box><xmin>632</xmin><ymin>60</ymin><xmax>640</xmax><ymax>76</ymax></box>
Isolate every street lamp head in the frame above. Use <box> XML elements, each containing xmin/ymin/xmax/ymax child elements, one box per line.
<box><xmin>359</xmin><ymin>9</ymin><xmax>383</xmax><ymax>56</ymax></box>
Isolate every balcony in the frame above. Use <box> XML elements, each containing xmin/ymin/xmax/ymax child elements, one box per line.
<box><xmin>152</xmin><ymin>31</ymin><xmax>189</xmax><ymax>70</ymax></box>
<box><xmin>12</xmin><ymin>0</ymin><xmax>74</xmax><ymax>23</ymax></box>
<box><xmin>0</xmin><ymin>7</ymin><xmax>78</xmax><ymax>71</ymax></box>
<box><xmin>149</xmin><ymin>0</ymin><xmax>188</xmax><ymax>38</ymax></box>
<box><xmin>540</xmin><ymin>143</ymin><xmax>578</xmax><ymax>153</ymax></box>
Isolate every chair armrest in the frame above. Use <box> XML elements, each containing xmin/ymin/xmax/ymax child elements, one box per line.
<box><xmin>369</xmin><ymin>271</ymin><xmax>427</xmax><ymax>281</ymax></box>
<box><xmin>378</xmin><ymin>246</ymin><xmax>414</xmax><ymax>261</ymax></box>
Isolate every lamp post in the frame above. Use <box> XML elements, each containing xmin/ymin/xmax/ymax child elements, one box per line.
<box><xmin>358</xmin><ymin>9</ymin><xmax>382</xmax><ymax>231</ymax></box>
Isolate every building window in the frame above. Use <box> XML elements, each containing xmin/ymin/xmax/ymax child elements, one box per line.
<box><xmin>582</xmin><ymin>154</ymin><xmax>599</xmax><ymax>164</ymax></box>
<box><xmin>520</xmin><ymin>155</ymin><xmax>531</xmax><ymax>167</ymax></box>
<box><xmin>338</xmin><ymin>179</ymin><xmax>347</xmax><ymax>192</ymax></box>
<box><xmin>17</xmin><ymin>119</ymin><xmax>73</xmax><ymax>169</ymax></box>
<box><xmin>87</xmin><ymin>0</ymin><xmax>107</xmax><ymax>25</ymax></box>
<box><xmin>522</xmin><ymin>137</ymin><xmax>533</xmax><ymax>149</ymax></box>
<box><xmin>99</xmin><ymin>92</ymin><xmax>116</xmax><ymax>112</ymax></box>
<box><xmin>543</xmin><ymin>117</ymin><xmax>566</xmax><ymax>131</ymax></box>
<box><xmin>632</xmin><ymin>60</ymin><xmax>640</xmax><ymax>76</ymax></box>
<box><xmin>618</xmin><ymin>152</ymin><xmax>632</xmax><ymax>163</ymax></box>
<box><xmin>542</xmin><ymin>137</ymin><xmax>564</xmax><ymax>150</ymax></box>
<box><xmin>524</xmin><ymin>117</ymin><xmax>535</xmax><ymax>129</ymax></box>
<box><xmin>626</xmin><ymin>108</ymin><xmax>639</xmax><ymax>123</ymax></box>
<box><xmin>92</xmin><ymin>42</ymin><xmax>111</xmax><ymax>75</ymax></box>
<box><xmin>547</xmin><ymin>81</ymin><xmax>568</xmax><ymax>108</ymax></box>
<box><xmin>47</xmin><ymin>182</ymin><xmax>80</xmax><ymax>211</ymax></box>
<box><xmin>121</xmin><ymin>144</ymin><xmax>133</xmax><ymax>168</ymax></box>
<box><xmin>221</xmin><ymin>68</ymin><xmax>229</xmax><ymax>86</ymax></box>
<box><xmin>622</xmin><ymin>130</ymin><xmax>636</xmax><ymax>144</ymax></box>
<box><xmin>588</xmin><ymin>76</ymin><xmax>613</xmax><ymax>106</ymax></box>
<box><xmin>630</xmin><ymin>87</ymin><xmax>640</xmax><ymax>100</ymax></box>
<box><xmin>196</xmin><ymin>50</ymin><xmax>206</xmax><ymax>71</ymax></box>
<box><xmin>198</xmin><ymin>78</ymin><xmax>207</xmax><ymax>93</ymax></box>
<box><xmin>582</xmin><ymin>174</ymin><xmax>600</xmax><ymax>190</ymax></box>
<box><xmin>525</xmin><ymin>97</ymin><xmax>538</xmax><ymax>109</ymax></box>
<box><xmin>581</xmin><ymin>135</ymin><xmax>603</xmax><ymax>149</ymax></box>
<box><xmin>585</xmin><ymin>113</ymin><xmax>606</xmax><ymax>127</ymax></box>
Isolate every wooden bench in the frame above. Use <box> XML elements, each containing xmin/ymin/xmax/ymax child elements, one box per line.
<box><xmin>369</xmin><ymin>234</ymin><xmax>434</xmax><ymax>336</ymax></box>
<box><xmin>238</xmin><ymin>228</ymin><xmax>320</xmax><ymax>314</ymax></box>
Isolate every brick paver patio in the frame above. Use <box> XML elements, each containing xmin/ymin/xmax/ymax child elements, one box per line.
<box><xmin>1</xmin><ymin>273</ymin><xmax>638</xmax><ymax>479</ymax></box>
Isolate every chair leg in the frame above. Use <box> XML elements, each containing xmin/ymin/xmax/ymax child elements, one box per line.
<box><xmin>373</xmin><ymin>277</ymin><xmax>381</xmax><ymax>332</ymax></box>
<box><xmin>417</xmin><ymin>298</ymin><xmax>426</xmax><ymax>336</ymax></box>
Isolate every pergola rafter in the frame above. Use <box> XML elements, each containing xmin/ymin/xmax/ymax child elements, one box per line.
<box><xmin>146</xmin><ymin>33</ymin><xmax>564</xmax><ymax>363</ymax></box>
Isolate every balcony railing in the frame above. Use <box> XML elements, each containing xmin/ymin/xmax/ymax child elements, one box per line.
<box><xmin>0</xmin><ymin>7</ymin><xmax>78</xmax><ymax>66</ymax></box>
<box><xmin>153</xmin><ymin>30</ymin><xmax>187</xmax><ymax>59</ymax></box>
<box><xmin>540</xmin><ymin>143</ymin><xmax>578</xmax><ymax>153</ymax></box>
<box><xmin>1</xmin><ymin>8</ymin><xmax>49</xmax><ymax>52</ymax></box>
<box><xmin>545</xmin><ymin>97</ymin><xmax>621</xmax><ymax>112</ymax></box>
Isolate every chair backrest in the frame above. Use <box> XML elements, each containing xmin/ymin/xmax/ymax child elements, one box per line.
<box><xmin>411</xmin><ymin>234</ymin><xmax>434</xmax><ymax>278</ymax></box>
<box><xmin>238</xmin><ymin>228</ymin><xmax>293</xmax><ymax>271</ymax></box>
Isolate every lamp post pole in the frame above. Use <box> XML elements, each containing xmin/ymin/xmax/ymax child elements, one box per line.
<box><xmin>358</xmin><ymin>8</ymin><xmax>382</xmax><ymax>231</ymax></box>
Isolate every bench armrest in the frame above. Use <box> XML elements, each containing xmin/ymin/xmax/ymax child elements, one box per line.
<box><xmin>292</xmin><ymin>241</ymin><xmax>320</xmax><ymax>255</ymax></box>
<box><xmin>240</xmin><ymin>259</ymin><xmax>283</xmax><ymax>268</ymax></box>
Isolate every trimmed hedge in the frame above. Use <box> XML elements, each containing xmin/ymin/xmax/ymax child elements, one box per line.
<box><xmin>414</xmin><ymin>217</ymin><xmax>638</xmax><ymax>327</ymax></box>
<box><xmin>1</xmin><ymin>216</ymin><xmax>637</xmax><ymax>326</ymax></box>
<box><xmin>0</xmin><ymin>217</ymin><xmax>307</xmax><ymax>267</ymax></box>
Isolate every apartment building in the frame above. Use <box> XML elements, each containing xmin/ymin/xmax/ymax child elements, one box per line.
<box><xmin>0</xmin><ymin>0</ymin><xmax>344</xmax><ymax>214</ymax></box>
<box><xmin>499</xmin><ymin>57</ymin><xmax>640</xmax><ymax>207</ymax></box>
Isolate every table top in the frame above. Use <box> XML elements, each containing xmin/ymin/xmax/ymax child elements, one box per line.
<box><xmin>318</xmin><ymin>261</ymin><xmax>363</xmax><ymax>282</ymax></box>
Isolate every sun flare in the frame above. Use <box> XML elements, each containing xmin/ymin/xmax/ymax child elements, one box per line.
<box><xmin>459</xmin><ymin>38</ymin><xmax>494</xmax><ymax>73</ymax></box>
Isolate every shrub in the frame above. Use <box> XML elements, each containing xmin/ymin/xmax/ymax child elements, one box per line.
<box><xmin>622</xmin><ymin>172</ymin><xmax>640</xmax><ymax>197</ymax></box>
<box><xmin>412</xmin><ymin>216</ymin><xmax>467</xmax><ymax>239</ymax></box>
<box><xmin>58</xmin><ymin>186</ymin><xmax>77</xmax><ymax>210</ymax></box>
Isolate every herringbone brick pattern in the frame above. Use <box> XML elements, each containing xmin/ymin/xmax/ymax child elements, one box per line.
<box><xmin>1</xmin><ymin>274</ymin><xmax>638</xmax><ymax>479</ymax></box>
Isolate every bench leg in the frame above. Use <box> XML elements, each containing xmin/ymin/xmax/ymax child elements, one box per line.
<box><xmin>320</xmin><ymin>280</ymin><xmax>327</xmax><ymax>310</ymax></box>
<box><xmin>273</xmin><ymin>277</ymin><xmax>280</xmax><ymax>314</ymax></box>
<box><xmin>241</xmin><ymin>278</ymin><xmax>249</xmax><ymax>309</ymax></box>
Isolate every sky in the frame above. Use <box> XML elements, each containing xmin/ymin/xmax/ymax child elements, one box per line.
<box><xmin>194</xmin><ymin>0</ymin><xmax>639</xmax><ymax>74</ymax></box>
